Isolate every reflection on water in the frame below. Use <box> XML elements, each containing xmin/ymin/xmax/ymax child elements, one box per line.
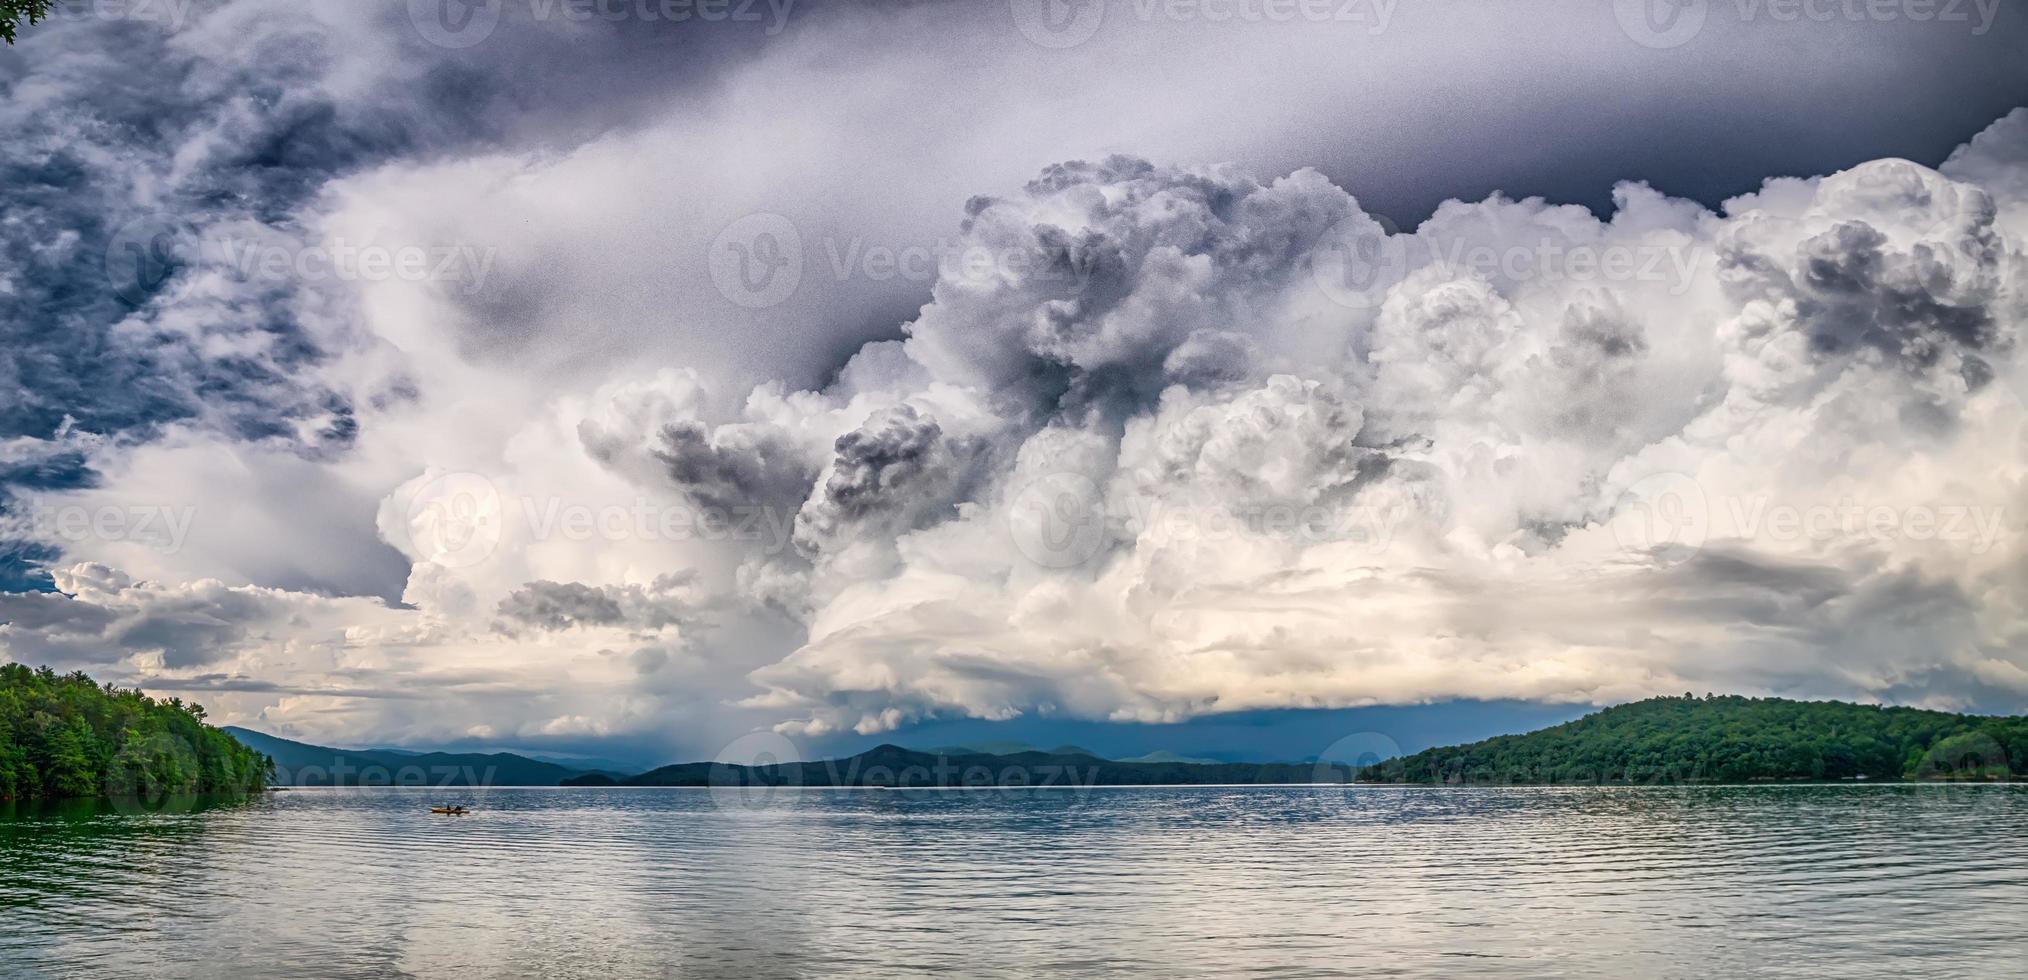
<box><xmin>3</xmin><ymin>785</ymin><xmax>2025</xmax><ymax>978</ymax></box>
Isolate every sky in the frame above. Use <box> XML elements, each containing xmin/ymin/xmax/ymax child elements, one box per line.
<box><xmin>2</xmin><ymin>0</ymin><xmax>2027</xmax><ymax>768</ymax></box>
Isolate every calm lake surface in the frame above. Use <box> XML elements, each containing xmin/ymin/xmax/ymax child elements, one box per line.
<box><xmin>3</xmin><ymin>785</ymin><xmax>2025</xmax><ymax>978</ymax></box>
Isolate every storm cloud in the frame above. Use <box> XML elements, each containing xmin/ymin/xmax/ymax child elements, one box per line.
<box><xmin>4</xmin><ymin>1</ymin><xmax>2028</xmax><ymax>758</ymax></box>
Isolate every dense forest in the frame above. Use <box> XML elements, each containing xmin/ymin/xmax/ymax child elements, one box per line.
<box><xmin>0</xmin><ymin>665</ymin><xmax>272</xmax><ymax>800</ymax></box>
<box><xmin>1360</xmin><ymin>695</ymin><xmax>2028</xmax><ymax>784</ymax></box>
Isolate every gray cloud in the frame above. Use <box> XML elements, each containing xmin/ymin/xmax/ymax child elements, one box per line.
<box><xmin>6</xmin><ymin>1</ymin><xmax>2028</xmax><ymax>754</ymax></box>
<box><xmin>496</xmin><ymin>574</ymin><xmax>698</xmax><ymax>633</ymax></box>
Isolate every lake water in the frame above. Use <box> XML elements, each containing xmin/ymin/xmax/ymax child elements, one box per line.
<box><xmin>2</xmin><ymin>785</ymin><xmax>2024</xmax><ymax>978</ymax></box>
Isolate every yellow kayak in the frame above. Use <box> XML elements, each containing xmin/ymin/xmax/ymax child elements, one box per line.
<box><xmin>429</xmin><ymin>806</ymin><xmax>470</xmax><ymax>815</ymax></box>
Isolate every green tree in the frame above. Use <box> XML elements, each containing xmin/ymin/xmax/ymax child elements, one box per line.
<box><xmin>2</xmin><ymin>0</ymin><xmax>53</xmax><ymax>44</ymax></box>
<box><xmin>1361</xmin><ymin>695</ymin><xmax>2026</xmax><ymax>785</ymax></box>
<box><xmin>0</xmin><ymin>664</ymin><xmax>272</xmax><ymax>801</ymax></box>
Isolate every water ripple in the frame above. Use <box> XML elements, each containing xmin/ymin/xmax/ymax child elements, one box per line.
<box><xmin>3</xmin><ymin>786</ymin><xmax>2026</xmax><ymax>978</ymax></box>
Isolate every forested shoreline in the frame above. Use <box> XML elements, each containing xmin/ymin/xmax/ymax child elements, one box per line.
<box><xmin>0</xmin><ymin>665</ymin><xmax>272</xmax><ymax>800</ymax></box>
<box><xmin>1360</xmin><ymin>695</ymin><xmax>2028</xmax><ymax>785</ymax></box>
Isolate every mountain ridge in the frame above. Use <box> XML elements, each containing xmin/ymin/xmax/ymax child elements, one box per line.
<box><xmin>223</xmin><ymin>727</ymin><xmax>611</xmax><ymax>787</ymax></box>
<box><xmin>565</xmin><ymin>743</ymin><xmax>1351</xmax><ymax>788</ymax></box>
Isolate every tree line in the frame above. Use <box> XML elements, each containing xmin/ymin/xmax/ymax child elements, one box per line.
<box><xmin>0</xmin><ymin>664</ymin><xmax>273</xmax><ymax>800</ymax></box>
<box><xmin>1360</xmin><ymin>694</ymin><xmax>2028</xmax><ymax>785</ymax></box>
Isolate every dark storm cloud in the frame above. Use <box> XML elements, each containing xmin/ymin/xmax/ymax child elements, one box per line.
<box><xmin>648</xmin><ymin>421</ymin><xmax>817</xmax><ymax>515</ymax></box>
<box><xmin>496</xmin><ymin>574</ymin><xmax>698</xmax><ymax>633</ymax></box>
<box><xmin>1715</xmin><ymin>163</ymin><xmax>2009</xmax><ymax>395</ymax></box>
<box><xmin>497</xmin><ymin>580</ymin><xmax>626</xmax><ymax>630</ymax></box>
<box><xmin>0</xmin><ymin>570</ymin><xmax>268</xmax><ymax>668</ymax></box>
<box><xmin>4</xmin><ymin>0</ymin><xmax>2028</xmax><ymax>752</ymax></box>
<box><xmin>792</xmin><ymin>405</ymin><xmax>988</xmax><ymax>556</ymax></box>
<box><xmin>0</xmin><ymin>0</ymin><xmax>847</xmax><ymax>592</ymax></box>
<box><xmin>817</xmin><ymin>407</ymin><xmax>947</xmax><ymax>517</ymax></box>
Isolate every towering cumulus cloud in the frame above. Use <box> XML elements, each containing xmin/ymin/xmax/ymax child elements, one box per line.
<box><xmin>3</xmin><ymin>3</ymin><xmax>2027</xmax><ymax>758</ymax></box>
<box><xmin>730</xmin><ymin>119</ymin><xmax>2028</xmax><ymax>735</ymax></box>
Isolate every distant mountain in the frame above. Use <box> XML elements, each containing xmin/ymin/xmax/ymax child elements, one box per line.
<box><xmin>507</xmin><ymin>751</ymin><xmax>644</xmax><ymax>776</ymax></box>
<box><xmin>921</xmin><ymin>741</ymin><xmax>1105</xmax><ymax>759</ymax></box>
<box><xmin>224</xmin><ymin>727</ymin><xmax>605</xmax><ymax>787</ymax></box>
<box><xmin>1116</xmin><ymin>750</ymin><xmax>1223</xmax><ymax>765</ymax></box>
<box><xmin>1359</xmin><ymin>695</ymin><xmax>2028</xmax><ymax>785</ymax></box>
<box><xmin>365</xmin><ymin>743</ymin><xmax>642</xmax><ymax>776</ymax></box>
<box><xmin>564</xmin><ymin>743</ymin><xmax>1350</xmax><ymax>788</ymax></box>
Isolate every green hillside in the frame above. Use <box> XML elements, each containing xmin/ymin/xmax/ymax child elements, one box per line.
<box><xmin>0</xmin><ymin>664</ymin><xmax>271</xmax><ymax>801</ymax></box>
<box><xmin>1359</xmin><ymin>695</ymin><xmax>2027</xmax><ymax>785</ymax></box>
